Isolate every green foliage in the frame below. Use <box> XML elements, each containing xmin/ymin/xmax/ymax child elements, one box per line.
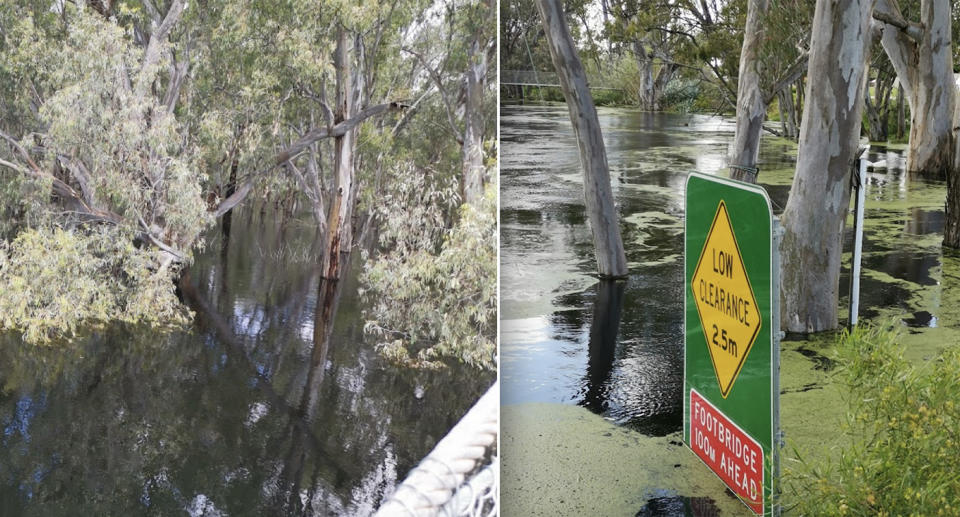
<box><xmin>0</xmin><ymin>226</ymin><xmax>189</xmax><ymax>344</ymax></box>
<box><xmin>789</xmin><ymin>324</ymin><xmax>960</xmax><ymax>516</ymax></box>
<box><xmin>361</xmin><ymin>165</ymin><xmax>496</xmax><ymax>370</ymax></box>
<box><xmin>0</xmin><ymin>5</ymin><xmax>211</xmax><ymax>342</ymax></box>
<box><xmin>0</xmin><ymin>0</ymin><xmax>496</xmax><ymax>348</ymax></box>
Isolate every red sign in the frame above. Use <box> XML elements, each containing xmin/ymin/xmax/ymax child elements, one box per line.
<box><xmin>690</xmin><ymin>389</ymin><xmax>763</xmax><ymax>514</ymax></box>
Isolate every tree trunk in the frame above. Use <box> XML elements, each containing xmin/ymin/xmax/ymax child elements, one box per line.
<box><xmin>777</xmin><ymin>90</ymin><xmax>788</xmax><ymax>136</ymax></box>
<box><xmin>896</xmin><ymin>82</ymin><xmax>905</xmax><ymax>140</ymax></box>
<box><xmin>536</xmin><ymin>0</ymin><xmax>628</xmax><ymax>278</ymax></box>
<box><xmin>729</xmin><ymin>0</ymin><xmax>770</xmax><ymax>183</ymax></box>
<box><xmin>794</xmin><ymin>77</ymin><xmax>804</xmax><ymax>129</ymax></box>
<box><xmin>652</xmin><ymin>61</ymin><xmax>677</xmax><ymax>111</ymax></box>
<box><xmin>462</xmin><ymin>35</ymin><xmax>487</xmax><ymax>205</ymax></box>
<box><xmin>864</xmin><ymin>75</ymin><xmax>887</xmax><ymax>142</ymax></box>
<box><xmin>779</xmin><ymin>87</ymin><xmax>799</xmax><ymax>140</ymax></box>
<box><xmin>322</xmin><ymin>27</ymin><xmax>356</xmax><ymax>280</ymax></box>
<box><xmin>781</xmin><ymin>0</ymin><xmax>874</xmax><ymax>333</ymax></box>
<box><xmin>876</xmin><ymin>0</ymin><xmax>954</xmax><ymax>178</ymax></box>
<box><xmin>948</xmin><ymin>85</ymin><xmax>960</xmax><ymax>246</ymax></box>
<box><xmin>635</xmin><ymin>40</ymin><xmax>656</xmax><ymax>111</ymax></box>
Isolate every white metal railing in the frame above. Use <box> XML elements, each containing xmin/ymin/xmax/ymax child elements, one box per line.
<box><xmin>374</xmin><ymin>381</ymin><xmax>499</xmax><ymax>517</ymax></box>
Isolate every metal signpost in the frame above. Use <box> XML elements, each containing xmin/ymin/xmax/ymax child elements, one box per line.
<box><xmin>850</xmin><ymin>151</ymin><xmax>867</xmax><ymax>326</ymax></box>
<box><xmin>684</xmin><ymin>172</ymin><xmax>781</xmax><ymax>516</ymax></box>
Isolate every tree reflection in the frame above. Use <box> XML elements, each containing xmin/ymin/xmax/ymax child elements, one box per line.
<box><xmin>0</xmin><ymin>208</ymin><xmax>491</xmax><ymax>516</ymax></box>
<box><xmin>580</xmin><ymin>280</ymin><xmax>626</xmax><ymax>414</ymax></box>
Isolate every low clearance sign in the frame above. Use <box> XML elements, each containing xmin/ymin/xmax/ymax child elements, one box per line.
<box><xmin>683</xmin><ymin>172</ymin><xmax>777</xmax><ymax>515</ymax></box>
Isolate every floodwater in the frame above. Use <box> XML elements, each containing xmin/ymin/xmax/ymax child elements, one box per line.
<box><xmin>0</xmin><ymin>208</ymin><xmax>492</xmax><ymax>515</ymax></box>
<box><xmin>500</xmin><ymin>103</ymin><xmax>955</xmax><ymax>514</ymax></box>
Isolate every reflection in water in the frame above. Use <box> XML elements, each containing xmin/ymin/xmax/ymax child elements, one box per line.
<box><xmin>581</xmin><ymin>281</ymin><xmax>626</xmax><ymax>414</ymax></box>
<box><xmin>0</xmin><ymin>208</ymin><xmax>491</xmax><ymax>516</ymax></box>
<box><xmin>501</xmin><ymin>104</ymin><xmax>942</xmax><ymax>439</ymax></box>
<box><xmin>635</xmin><ymin>494</ymin><xmax>721</xmax><ymax>517</ymax></box>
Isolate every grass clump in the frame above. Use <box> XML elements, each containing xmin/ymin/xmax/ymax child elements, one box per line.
<box><xmin>788</xmin><ymin>324</ymin><xmax>960</xmax><ymax>516</ymax></box>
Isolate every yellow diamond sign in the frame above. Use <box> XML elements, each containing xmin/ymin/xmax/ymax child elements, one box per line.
<box><xmin>691</xmin><ymin>200</ymin><xmax>761</xmax><ymax>398</ymax></box>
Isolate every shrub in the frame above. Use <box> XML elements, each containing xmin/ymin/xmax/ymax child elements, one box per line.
<box><xmin>789</xmin><ymin>324</ymin><xmax>960</xmax><ymax>516</ymax></box>
<box><xmin>361</xmin><ymin>164</ymin><xmax>496</xmax><ymax>370</ymax></box>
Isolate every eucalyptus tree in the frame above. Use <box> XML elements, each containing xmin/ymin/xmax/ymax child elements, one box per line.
<box><xmin>780</xmin><ymin>0</ymin><xmax>874</xmax><ymax>332</ymax></box>
<box><xmin>862</xmin><ymin>49</ymin><xmax>898</xmax><ymax>142</ymax></box>
<box><xmin>873</xmin><ymin>0</ymin><xmax>954</xmax><ymax>178</ymax></box>
<box><xmin>536</xmin><ymin>0</ymin><xmax>628</xmax><ymax>278</ymax></box>
<box><xmin>871</xmin><ymin>0</ymin><xmax>960</xmax><ymax>246</ymax></box>
<box><xmin>361</xmin><ymin>1</ymin><xmax>498</xmax><ymax>369</ymax></box>
<box><xmin>728</xmin><ymin>0</ymin><xmax>812</xmax><ymax>181</ymax></box>
<box><xmin>0</xmin><ymin>0</ymin><xmax>208</xmax><ymax>341</ymax></box>
<box><xmin>0</xmin><ymin>0</ymin><xmax>492</xmax><ymax>343</ymax></box>
<box><xmin>601</xmin><ymin>0</ymin><xmax>680</xmax><ymax>111</ymax></box>
<box><xmin>500</xmin><ymin>0</ymin><xmax>552</xmax><ymax>72</ymax></box>
<box><xmin>404</xmin><ymin>0</ymin><xmax>495</xmax><ymax>205</ymax></box>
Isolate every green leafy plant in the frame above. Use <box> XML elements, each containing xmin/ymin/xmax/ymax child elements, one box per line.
<box><xmin>0</xmin><ymin>226</ymin><xmax>189</xmax><ymax>344</ymax></box>
<box><xmin>788</xmin><ymin>324</ymin><xmax>960</xmax><ymax>516</ymax></box>
<box><xmin>361</xmin><ymin>163</ymin><xmax>496</xmax><ymax>370</ymax></box>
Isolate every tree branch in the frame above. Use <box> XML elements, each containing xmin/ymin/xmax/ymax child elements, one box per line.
<box><xmin>873</xmin><ymin>0</ymin><xmax>923</xmax><ymax>42</ymax></box>
<box><xmin>402</xmin><ymin>46</ymin><xmax>464</xmax><ymax>145</ymax></box>
<box><xmin>58</xmin><ymin>154</ymin><xmax>96</xmax><ymax>205</ymax></box>
<box><xmin>213</xmin><ymin>102</ymin><xmax>406</xmax><ymax>218</ymax></box>
<box><xmin>135</xmin><ymin>0</ymin><xmax>186</xmax><ymax>102</ymax></box>
<box><xmin>163</xmin><ymin>36</ymin><xmax>191</xmax><ymax>113</ymax></box>
<box><xmin>763</xmin><ymin>52</ymin><xmax>809</xmax><ymax>105</ymax></box>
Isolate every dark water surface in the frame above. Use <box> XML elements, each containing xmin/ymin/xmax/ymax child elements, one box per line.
<box><xmin>0</xmin><ymin>209</ymin><xmax>491</xmax><ymax>515</ymax></box>
<box><xmin>500</xmin><ymin>104</ymin><xmax>945</xmax><ymax>437</ymax></box>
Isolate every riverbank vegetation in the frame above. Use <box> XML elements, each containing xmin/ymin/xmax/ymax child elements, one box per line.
<box><xmin>0</xmin><ymin>0</ymin><xmax>496</xmax><ymax>369</ymax></box>
<box><xmin>788</xmin><ymin>324</ymin><xmax>960</xmax><ymax>515</ymax></box>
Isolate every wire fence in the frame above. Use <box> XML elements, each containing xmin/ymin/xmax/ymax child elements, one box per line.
<box><xmin>501</xmin><ymin>69</ymin><xmax>622</xmax><ymax>90</ymax></box>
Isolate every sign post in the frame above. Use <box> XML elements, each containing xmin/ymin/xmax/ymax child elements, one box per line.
<box><xmin>684</xmin><ymin>172</ymin><xmax>780</xmax><ymax>516</ymax></box>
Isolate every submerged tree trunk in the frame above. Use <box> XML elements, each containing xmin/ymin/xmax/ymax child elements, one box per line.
<box><xmin>875</xmin><ymin>0</ymin><xmax>954</xmax><ymax>178</ymax></box>
<box><xmin>949</xmin><ymin>93</ymin><xmax>960</xmax><ymax>245</ymax></box>
<box><xmin>635</xmin><ymin>40</ymin><xmax>656</xmax><ymax>111</ymax></box>
<box><xmin>874</xmin><ymin>0</ymin><xmax>960</xmax><ymax>246</ymax></box>
<box><xmin>536</xmin><ymin>0</ymin><xmax>628</xmax><ymax>278</ymax></box>
<box><xmin>322</xmin><ymin>27</ymin><xmax>356</xmax><ymax>280</ymax></box>
<box><xmin>729</xmin><ymin>0</ymin><xmax>769</xmax><ymax>182</ymax></box>
<box><xmin>781</xmin><ymin>0</ymin><xmax>874</xmax><ymax>332</ymax></box>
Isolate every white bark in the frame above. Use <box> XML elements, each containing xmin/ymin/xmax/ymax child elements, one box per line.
<box><xmin>536</xmin><ymin>0</ymin><xmax>628</xmax><ymax>278</ymax></box>
<box><xmin>875</xmin><ymin>0</ymin><xmax>954</xmax><ymax>177</ymax></box>
<box><xmin>635</xmin><ymin>41</ymin><xmax>656</xmax><ymax>111</ymax></box>
<box><xmin>729</xmin><ymin>0</ymin><xmax>769</xmax><ymax>182</ymax></box>
<box><xmin>462</xmin><ymin>37</ymin><xmax>487</xmax><ymax>205</ymax></box>
<box><xmin>781</xmin><ymin>0</ymin><xmax>875</xmax><ymax>332</ymax></box>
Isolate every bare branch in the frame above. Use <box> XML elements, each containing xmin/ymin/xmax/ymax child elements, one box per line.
<box><xmin>164</xmin><ymin>36</ymin><xmax>191</xmax><ymax>112</ymax></box>
<box><xmin>213</xmin><ymin>102</ymin><xmax>406</xmax><ymax>218</ymax></box>
<box><xmin>402</xmin><ymin>46</ymin><xmax>464</xmax><ymax>145</ymax></box>
<box><xmin>136</xmin><ymin>0</ymin><xmax>186</xmax><ymax>101</ymax></box>
<box><xmin>873</xmin><ymin>0</ymin><xmax>923</xmax><ymax>42</ymax></box>
<box><xmin>58</xmin><ymin>154</ymin><xmax>96</xmax><ymax>205</ymax></box>
<box><xmin>763</xmin><ymin>52</ymin><xmax>809</xmax><ymax>105</ymax></box>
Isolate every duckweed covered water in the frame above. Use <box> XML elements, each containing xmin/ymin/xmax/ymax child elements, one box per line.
<box><xmin>501</xmin><ymin>103</ymin><xmax>960</xmax><ymax>514</ymax></box>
